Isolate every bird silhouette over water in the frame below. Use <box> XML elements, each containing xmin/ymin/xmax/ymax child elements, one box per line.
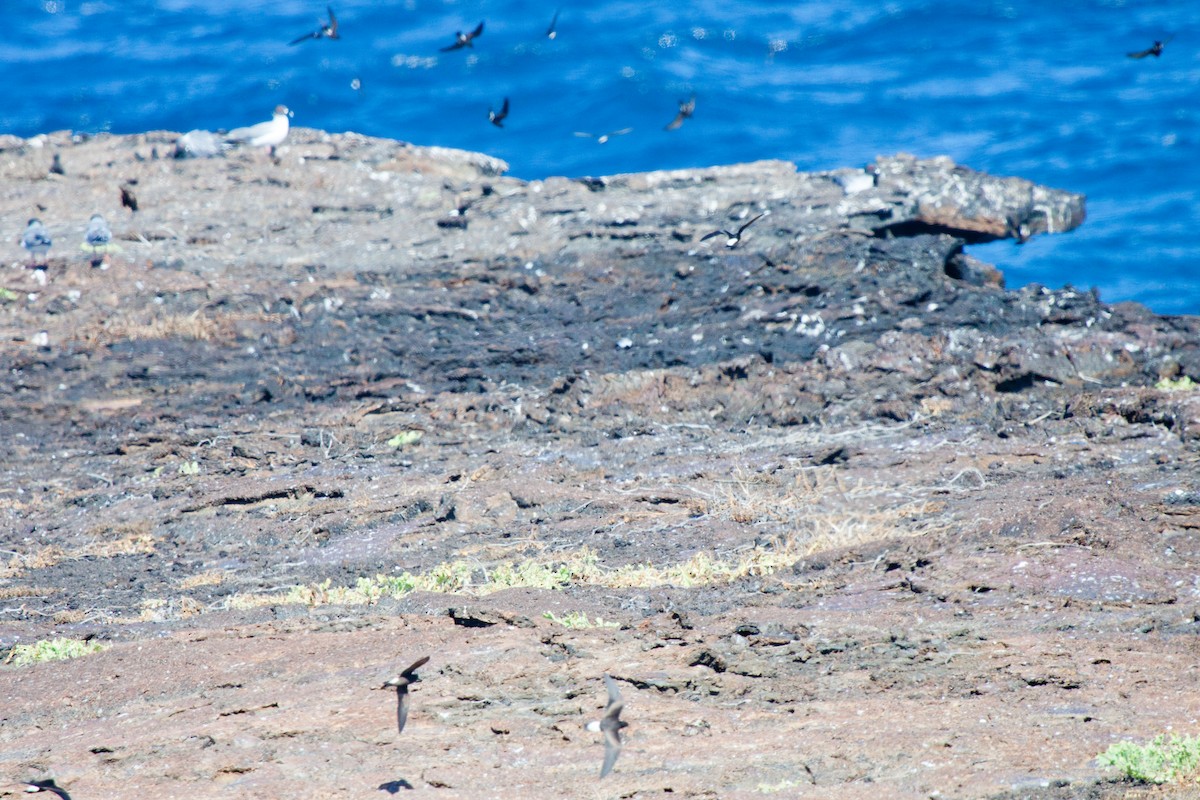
<box><xmin>289</xmin><ymin>6</ymin><xmax>339</xmax><ymax>45</ymax></box>
<box><xmin>489</xmin><ymin>97</ymin><xmax>509</xmax><ymax>127</ymax></box>
<box><xmin>24</xmin><ymin>779</ymin><xmax>72</xmax><ymax>799</ymax></box>
<box><xmin>21</xmin><ymin>218</ymin><xmax>52</xmax><ymax>267</ymax></box>
<box><xmin>585</xmin><ymin>674</ymin><xmax>629</xmax><ymax>779</ymax></box>
<box><xmin>1127</xmin><ymin>37</ymin><xmax>1172</xmax><ymax>58</ymax></box>
<box><xmin>441</xmin><ymin>21</ymin><xmax>484</xmax><ymax>51</ymax></box>
<box><xmin>546</xmin><ymin>9</ymin><xmax>560</xmax><ymax>39</ymax></box>
<box><xmin>701</xmin><ymin>212</ymin><xmax>765</xmax><ymax>248</ymax></box>
<box><xmin>382</xmin><ymin>656</ymin><xmax>430</xmax><ymax>734</ymax></box>
<box><xmin>665</xmin><ymin>96</ymin><xmax>696</xmax><ymax>131</ymax></box>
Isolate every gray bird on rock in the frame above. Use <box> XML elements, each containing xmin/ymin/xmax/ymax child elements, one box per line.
<box><xmin>21</xmin><ymin>218</ymin><xmax>51</xmax><ymax>266</ymax></box>
<box><xmin>82</xmin><ymin>213</ymin><xmax>112</xmax><ymax>267</ymax></box>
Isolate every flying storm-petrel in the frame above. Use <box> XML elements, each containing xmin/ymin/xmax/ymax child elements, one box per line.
<box><xmin>585</xmin><ymin>674</ymin><xmax>630</xmax><ymax>779</ymax></box>
<box><xmin>701</xmin><ymin>212</ymin><xmax>766</xmax><ymax>248</ymax></box>
<box><xmin>289</xmin><ymin>6</ymin><xmax>339</xmax><ymax>45</ymax></box>
<box><xmin>24</xmin><ymin>779</ymin><xmax>72</xmax><ymax>799</ymax></box>
<box><xmin>1127</xmin><ymin>37</ymin><xmax>1172</xmax><ymax>58</ymax></box>
<box><xmin>441</xmin><ymin>21</ymin><xmax>484</xmax><ymax>51</ymax></box>
<box><xmin>665</xmin><ymin>95</ymin><xmax>696</xmax><ymax>131</ymax></box>
<box><xmin>489</xmin><ymin>97</ymin><xmax>510</xmax><ymax>127</ymax></box>
<box><xmin>382</xmin><ymin>656</ymin><xmax>430</xmax><ymax>734</ymax></box>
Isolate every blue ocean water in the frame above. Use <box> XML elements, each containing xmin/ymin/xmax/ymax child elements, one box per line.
<box><xmin>5</xmin><ymin>1</ymin><xmax>1198</xmax><ymax>314</ymax></box>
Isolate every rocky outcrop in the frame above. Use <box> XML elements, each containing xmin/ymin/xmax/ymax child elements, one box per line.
<box><xmin>3</xmin><ymin>130</ymin><xmax>1199</xmax><ymax>800</ymax></box>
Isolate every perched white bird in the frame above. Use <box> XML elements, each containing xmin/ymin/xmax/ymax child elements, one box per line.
<box><xmin>21</xmin><ymin>218</ymin><xmax>52</xmax><ymax>266</ymax></box>
<box><xmin>225</xmin><ymin>105</ymin><xmax>292</xmax><ymax>153</ymax></box>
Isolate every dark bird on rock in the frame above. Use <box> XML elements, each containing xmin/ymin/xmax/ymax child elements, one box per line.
<box><xmin>21</xmin><ymin>218</ymin><xmax>51</xmax><ymax>266</ymax></box>
<box><xmin>1127</xmin><ymin>37</ymin><xmax>1172</xmax><ymax>58</ymax></box>
<box><xmin>382</xmin><ymin>656</ymin><xmax>430</xmax><ymax>734</ymax></box>
<box><xmin>289</xmin><ymin>6</ymin><xmax>339</xmax><ymax>45</ymax></box>
<box><xmin>489</xmin><ymin>97</ymin><xmax>509</xmax><ymax>127</ymax></box>
<box><xmin>546</xmin><ymin>8</ymin><xmax>560</xmax><ymax>39</ymax></box>
<box><xmin>49</xmin><ymin>153</ymin><xmax>65</xmax><ymax>175</ymax></box>
<box><xmin>585</xmin><ymin>674</ymin><xmax>629</xmax><ymax>779</ymax></box>
<box><xmin>665</xmin><ymin>95</ymin><xmax>695</xmax><ymax>131</ymax></box>
<box><xmin>121</xmin><ymin>183</ymin><xmax>138</xmax><ymax>213</ymax></box>
<box><xmin>24</xmin><ymin>779</ymin><xmax>72</xmax><ymax>799</ymax></box>
<box><xmin>701</xmin><ymin>212</ymin><xmax>766</xmax><ymax>248</ymax></box>
<box><xmin>441</xmin><ymin>21</ymin><xmax>484</xmax><ymax>51</ymax></box>
<box><xmin>573</xmin><ymin>127</ymin><xmax>633</xmax><ymax>144</ymax></box>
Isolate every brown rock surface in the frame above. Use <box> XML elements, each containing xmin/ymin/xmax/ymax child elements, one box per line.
<box><xmin>2</xmin><ymin>130</ymin><xmax>1199</xmax><ymax>799</ymax></box>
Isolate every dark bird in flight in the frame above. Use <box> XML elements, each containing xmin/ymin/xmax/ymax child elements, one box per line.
<box><xmin>1127</xmin><ymin>37</ymin><xmax>1173</xmax><ymax>58</ymax></box>
<box><xmin>546</xmin><ymin>8</ymin><xmax>560</xmax><ymax>39</ymax></box>
<box><xmin>665</xmin><ymin>95</ymin><xmax>696</xmax><ymax>131</ymax></box>
<box><xmin>489</xmin><ymin>97</ymin><xmax>510</xmax><ymax>127</ymax></box>
<box><xmin>441</xmin><ymin>21</ymin><xmax>484</xmax><ymax>51</ymax></box>
<box><xmin>701</xmin><ymin>212</ymin><xmax>766</xmax><ymax>248</ymax></box>
<box><xmin>24</xmin><ymin>779</ymin><xmax>72</xmax><ymax>799</ymax></box>
<box><xmin>573</xmin><ymin>128</ymin><xmax>633</xmax><ymax>144</ymax></box>
<box><xmin>289</xmin><ymin>6</ymin><xmax>339</xmax><ymax>45</ymax></box>
<box><xmin>382</xmin><ymin>656</ymin><xmax>430</xmax><ymax>734</ymax></box>
<box><xmin>585</xmin><ymin>674</ymin><xmax>629</xmax><ymax>779</ymax></box>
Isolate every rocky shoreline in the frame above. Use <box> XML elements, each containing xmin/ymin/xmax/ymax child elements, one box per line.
<box><xmin>1</xmin><ymin>130</ymin><xmax>1198</xmax><ymax>798</ymax></box>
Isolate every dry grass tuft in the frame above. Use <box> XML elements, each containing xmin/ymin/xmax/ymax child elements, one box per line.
<box><xmin>702</xmin><ymin>466</ymin><xmax>946</xmax><ymax>554</ymax></box>
<box><xmin>1</xmin><ymin>524</ymin><xmax>157</xmax><ymax>579</ymax></box>
<box><xmin>0</xmin><ymin>586</ymin><xmax>56</xmax><ymax>600</ymax></box>
<box><xmin>180</xmin><ymin>570</ymin><xmax>226</xmax><ymax>590</ymax></box>
<box><xmin>226</xmin><ymin>544</ymin><xmax>810</xmax><ymax>611</ymax></box>
<box><xmin>91</xmin><ymin>310</ymin><xmax>223</xmax><ymax>343</ymax></box>
<box><xmin>74</xmin><ymin>308</ymin><xmax>285</xmax><ymax>347</ymax></box>
<box><xmin>225</xmin><ymin>467</ymin><xmax>950</xmax><ymax>611</ymax></box>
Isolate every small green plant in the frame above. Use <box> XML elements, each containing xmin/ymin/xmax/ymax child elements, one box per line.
<box><xmin>1156</xmin><ymin>375</ymin><xmax>1197</xmax><ymax>392</ymax></box>
<box><xmin>1097</xmin><ymin>733</ymin><xmax>1200</xmax><ymax>784</ymax></box>
<box><xmin>226</xmin><ymin>544</ymin><xmax>806</xmax><ymax>611</ymax></box>
<box><xmin>6</xmin><ymin>637</ymin><xmax>108</xmax><ymax>667</ymax></box>
<box><xmin>386</xmin><ymin>431</ymin><xmax>423</xmax><ymax>449</ymax></box>
<box><xmin>543</xmin><ymin>611</ymin><xmax>619</xmax><ymax>629</ymax></box>
<box><xmin>0</xmin><ymin>287</ymin><xmax>18</xmax><ymax>302</ymax></box>
<box><xmin>492</xmin><ymin>561</ymin><xmax>573</xmax><ymax>591</ymax></box>
<box><xmin>177</xmin><ymin>460</ymin><xmax>201</xmax><ymax>476</ymax></box>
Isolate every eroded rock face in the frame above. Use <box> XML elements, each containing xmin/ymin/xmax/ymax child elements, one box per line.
<box><xmin>2</xmin><ymin>131</ymin><xmax>1199</xmax><ymax>799</ymax></box>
